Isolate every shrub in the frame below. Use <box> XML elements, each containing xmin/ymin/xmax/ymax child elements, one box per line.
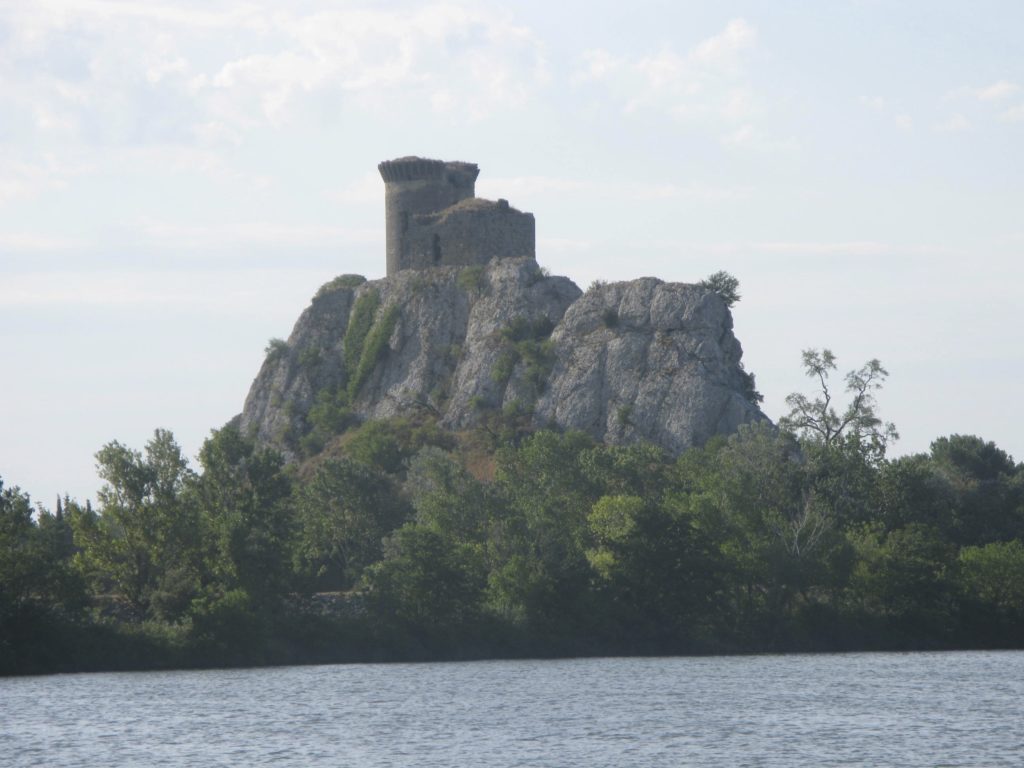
<box><xmin>490</xmin><ymin>348</ymin><xmax>519</xmax><ymax>385</ymax></box>
<box><xmin>264</xmin><ymin>338</ymin><xmax>288</xmax><ymax>364</ymax></box>
<box><xmin>500</xmin><ymin>316</ymin><xmax>553</xmax><ymax>344</ymax></box>
<box><xmin>616</xmin><ymin>405</ymin><xmax>633</xmax><ymax>425</ymax></box>
<box><xmin>457</xmin><ymin>265</ymin><xmax>486</xmax><ymax>293</ymax></box>
<box><xmin>699</xmin><ymin>270</ymin><xmax>741</xmax><ymax>307</ymax></box>
<box><xmin>345</xmin><ymin>417</ymin><xmax>456</xmax><ymax>474</ymax></box>
<box><xmin>316</xmin><ymin>274</ymin><xmax>367</xmax><ymax>298</ymax></box>
<box><xmin>300</xmin><ymin>388</ymin><xmax>354</xmax><ymax>456</ymax></box>
<box><xmin>492</xmin><ymin>317</ymin><xmax>556</xmax><ymax>393</ymax></box>
<box><xmin>298</xmin><ymin>347</ymin><xmax>322</xmax><ymax>369</ymax></box>
<box><xmin>739</xmin><ymin>364</ymin><xmax>764</xmax><ymax>404</ymax></box>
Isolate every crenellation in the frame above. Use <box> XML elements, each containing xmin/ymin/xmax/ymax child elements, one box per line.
<box><xmin>378</xmin><ymin>156</ymin><xmax>535</xmax><ymax>275</ymax></box>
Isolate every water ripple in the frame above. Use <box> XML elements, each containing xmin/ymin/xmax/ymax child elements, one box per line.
<box><xmin>2</xmin><ymin>651</ymin><xmax>1024</xmax><ymax>766</ymax></box>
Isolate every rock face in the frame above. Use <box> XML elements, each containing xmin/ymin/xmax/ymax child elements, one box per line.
<box><xmin>239</xmin><ymin>258</ymin><xmax>764</xmax><ymax>458</ymax></box>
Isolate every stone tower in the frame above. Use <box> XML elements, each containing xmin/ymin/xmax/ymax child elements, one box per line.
<box><xmin>378</xmin><ymin>156</ymin><xmax>535</xmax><ymax>276</ymax></box>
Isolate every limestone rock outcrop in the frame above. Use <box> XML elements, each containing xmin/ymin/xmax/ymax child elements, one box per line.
<box><xmin>238</xmin><ymin>258</ymin><xmax>764</xmax><ymax>458</ymax></box>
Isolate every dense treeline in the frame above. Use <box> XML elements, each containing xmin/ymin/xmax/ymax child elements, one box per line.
<box><xmin>3</xmin><ymin>352</ymin><xmax>1024</xmax><ymax>675</ymax></box>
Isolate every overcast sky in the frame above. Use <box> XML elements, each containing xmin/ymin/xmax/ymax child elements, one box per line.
<box><xmin>2</xmin><ymin>0</ymin><xmax>1022</xmax><ymax>504</ymax></box>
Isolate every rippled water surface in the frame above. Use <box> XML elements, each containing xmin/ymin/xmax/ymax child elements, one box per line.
<box><xmin>3</xmin><ymin>651</ymin><xmax>1023</xmax><ymax>766</ymax></box>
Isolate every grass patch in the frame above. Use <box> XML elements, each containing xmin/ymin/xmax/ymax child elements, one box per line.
<box><xmin>343</xmin><ymin>290</ymin><xmax>381</xmax><ymax>378</ymax></box>
<box><xmin>348</xmin><ymin>304</ymin><xmax>400</xmax><ymax>400</ymax></box>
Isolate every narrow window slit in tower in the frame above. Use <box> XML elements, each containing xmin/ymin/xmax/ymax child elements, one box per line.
<box><xmin>432</xmin><ymin>234</ymin><xmax>442</xmax><ymax>264</ymax></box>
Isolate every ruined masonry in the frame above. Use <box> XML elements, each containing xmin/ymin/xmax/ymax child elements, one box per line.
<box><xmin>378</xmin><ymin>156</ymin><xmax>535</xmax><ymax>276</ymax></box>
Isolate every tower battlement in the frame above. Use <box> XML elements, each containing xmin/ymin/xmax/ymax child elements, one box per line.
<box><xmin>378</xmin><ymin>157</ymin><xmax>479</xmax><ymax>186</ymax></box>
<box><xmin>378</xmin><ymin>156</ymin><xmax>535</xmax><ymax>276</ymax></box>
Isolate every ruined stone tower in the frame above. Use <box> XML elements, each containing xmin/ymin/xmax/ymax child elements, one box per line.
<box><xmin>378</xmin><ymin>156</ymin><xmax>535</xmax><ymax>276</ymax></box>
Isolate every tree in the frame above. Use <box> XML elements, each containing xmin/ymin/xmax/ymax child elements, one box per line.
<box><xmin>928</xmin><ymin>435</ymin><xmax>1023</xmax><ymax>545</ymax></box>
<box><xmin>0</xmin><ymin>481</ymin><xmax>87</xmax><ymax>674</ymax></box>
<box><xmin>780</xmin><ymin>349</ymin><xmax>897</xmax><ymax>459</ymax></box>
<box><xmin>778</xmin><ymin>349</ymin><xmax>897</xmax><ymax>532</ymax></box>
<box><xmin>847</xmin><ymin>523</ymin><xmax>958</xmax><ymax>640</ymax></box>
<box><xmin>959</xmin><ymin>540</ymin><xmax>1024</xmax><ymax>618</ymax></box>
<box><xmin>490</xmin><ymin>431</ymin><xmax>599</xmax><ymax>630</ymax></box>
<box><xmin>366</xmin><ymin>524</ymin><xmax>487</xmax><ymax>634</ymax></box>
<box><xmin>404</xmin><ymin>446</ymin><xmax>495</xmax><ymax>544</ymax></box>
<box><xmin>699</xmin><ymin>270</ymin><xmax>741</xmax><ymax>307</ymax></box>
<box><xmin>195</xmin><ymin>425</ymin><xmax>293</xmax><ymax>608</ymax></box>
<box><xmin>703</xmin><ymin>422</ymin><xmax>856</xmax><ymax>639</ymax></box>
<box><xmin>71</xmin><ymin>429</ymin><xmax>198</xmax><ymax>618</ymax></box>
<box><xmin>293</xmin><ymin>458</ymin><xmax>409</xmax><ymax>591</ymax></box>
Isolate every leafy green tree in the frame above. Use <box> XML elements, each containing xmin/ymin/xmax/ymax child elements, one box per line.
<box><xmin>344</xmin><ymin>418</ymin><xmax>455</xmax><ymax>475</ymax></box>
<box><xmin>405</xmin><ymin>446</ymin><xmax>495</xmax><ymax>543</ymax></box>
<box><xmin>847</xmin><ymin>523</ymin><xmax>958</xmax><ymax>641</ymax></box>
<box><xmin>710</xmin><ymin>423</ymin><xmax>854</xmax><ymax>629</ymax></box>
<box><xmin>578</xmin><ymin>442</ymin><xmax>670</xmax><ymax>501</ymax></box>
<box><xmin>780</xmin><ymin>349</ymin><xmax>897</xmax><ymax>459</ymax></box>
<box><xmin>366</xmin><ymin>524</ymin><xmax>487</xmax><ymax>634</ymax></box>
<box><xmin>491</xmin><ymin>431</ymin><xmax>599</xmax><ymax>630</ymax></box>
<box><xmin>0</xmin><ymin>482</ymin><xmax>88</xmax><ymax>673</ymax></box>
<box><xmin>71</xmin><ymin>429</ymin><xmax>198</xmax><ymax>618</ymax></box>
<box><xmin>779</xmin><ymin>349</ymin><xmax>897</xmax><ymax>528</ymax></box>
<box><xmin>293</xmin><ymin>457</ymin><xmax>409</xmax><ymax>591</ymax></box>
<box><xmin>195</xmin><ymin>425</ymin><xmax>293</xmax><ymax>608</ymax></box>
<box><xmin>959</xmin><ymin>541</ymin><xmax>1024</xmax><ymax>615</ymax></box>
<box><xmin>876</xmin><ymin>453</ymin><xmax>957</xmax><ymax>534</ymax></box>
<box><xmin>1</xmin><ymin>482</ymin><xmax>46</xmax><ymax>615</ymax></box>
<box><xmin>929</xmin><ymin>435</ymin><xmax>1023</xmax><ymax>545</ymax></box>
<box><xmin>584</xmin><ymin>494</ymin><xmax>643</xmax><ymax>578</ymax></box>
<box><xmin>699</xmin><ymin>270</ymin><xmax>741</xmax><ymax>307</ymax></box>
<box><xmin>1</xmin><ymin>483</ymin><xmax>84</xmax><ymax>615</ymax></box>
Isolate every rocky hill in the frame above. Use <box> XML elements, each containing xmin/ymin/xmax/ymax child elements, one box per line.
<box><xmin>239</xmin><ymin>258</ymin><xmax>765</xmax><ymax>459</ymax></box>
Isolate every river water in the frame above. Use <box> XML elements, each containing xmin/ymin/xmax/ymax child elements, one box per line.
<box><xmin>2</xmin><ymin>651</ymin><xmax>1022</xmax><ymax>766</ymax></box>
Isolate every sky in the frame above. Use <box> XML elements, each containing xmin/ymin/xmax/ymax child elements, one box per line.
<box><xmin>2</xmin><ymin>0</ymin><xmax>1022</xmax><ymax>505</ymax></box>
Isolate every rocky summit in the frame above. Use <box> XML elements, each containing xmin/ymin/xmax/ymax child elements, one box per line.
<box><xmin>238</xmin><ymin>156</ymin><xmax>764</xmax><ymax>458</ymax></box>
<box><xmin>238</xmin><ymin>257</ymin><xmax>765</xmax><ymax>459</ymax></box>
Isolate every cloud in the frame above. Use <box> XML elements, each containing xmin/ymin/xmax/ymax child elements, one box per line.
<box><xmin>642</xmin><ymin>240</ymin><xmax>959</xmax><ymax>260</ymax></box>
<box><xmin>0</xmin><ymin>232</ymin><xmax>83</xmax><ymax>251</ymax></box>
<box><xmin>1002</xmin><ymin>104</ymin><xmax>1024</xmax><ymax>123</ymax></box>
<box><xmin>860</xmin><ymin>95</ymin><xmax>886</xmax><ymax>112</ymax></box>
<box><xmin>0</xmin><ymin>1</ymin><xmax>549</xmax><ymax>146</ymax></box>
<box><xmin>720</xmin><ymin>125</ymin><xmax>798</xmax><ymax>153</ymax></box>
<box><xmin>538</xmin><ymin>237</ymin><xmax>593</xmax><ymax>255</ymax></box>
<box><xmin>571</xmin><ymin>49</ymin><xmax>623</xmax><ymax>84</ymax></box>
<box><xmin>689</xmin><ymin>18</ymin><xmax>757</xmax><ymax>69</ymax></box>
<box><xmin>0</xmin><ymin>152</ymin><xmax>94</xmax><ymax>205</ymax></box>
<box><xmin>195</xmin><ymin>4</ymin><xmax>548</xmax><ymax>125</ymax></box>
<box><xmin>571</xmin><ymin>18</ymin><xmax>760</xmax><ymax>131</ymax></box>
<box><xmin>976</xmin><ymin>80</ymin><xmax>1019</xmax><ymax>101</ymax></box>
<box><xmin>327</xmin><ymin>172</ymin><xmax>382</xmax><ymax>205</ymax></box>
<box><xmin>131</xmin><ymin>219</ymin><xmax>379</xmax><ymax>249</ymax></box>
<box><xmin>935</xmin><ymin>114</ymin><xmax>971</xmax><ymax>133</ymax></box>
<box><xmin>0</xmin><ymin>268</ymin><xmax>333</xmax><ymax>311</ymax></box>
<box><xmin>479</xmin><ymin>175</ymin><xmax>752</xmax><ymax>202</ymax></box>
